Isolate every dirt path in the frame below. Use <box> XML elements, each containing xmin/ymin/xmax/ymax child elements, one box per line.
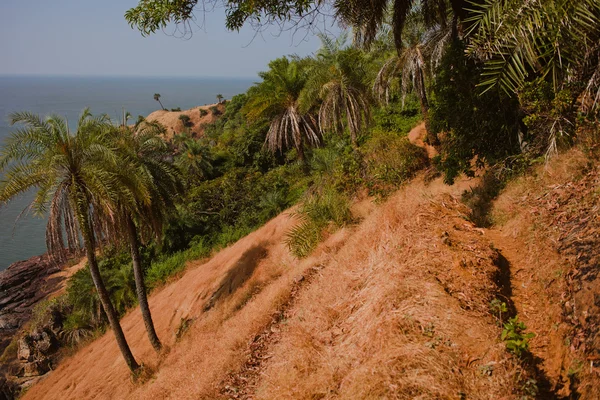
<box><xmin>407</xmin><ymin>122</ymin><xmax>438</xmax><ymax>158</ymax></box>
<box><xmin>218</xmin><ymin>265</ymin><xmax>323</xmax><ymax>399</ymax></box>
<box><xmin>486</xmin><ymin>229</ymin><xmax>572</xmax><ymax>398</ymax></box>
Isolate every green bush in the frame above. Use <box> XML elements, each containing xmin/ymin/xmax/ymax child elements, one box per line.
<box><xmin>285</xmin><ymin>190</ymin><xmax>353</xmax><ymax>258</ymax></box>
<box><xmin>502</xmin><ymin>316</ymin><xmax>535</xmax><ymax>358</ymax></box>
<box><xmin>363</xmin><ymin>134</ymin><xmax>428</xmax><ymax>197</ymax></box>
<box><xmin>429</xmin><ymin>40</ymin><xmax>521</xmax><ymax>184</ymax></box>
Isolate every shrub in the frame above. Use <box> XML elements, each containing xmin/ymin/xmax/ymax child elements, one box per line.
<box><xmin>178</xmin><ymin>114</ymin><xmax>192</xmax><ymax>127</ymax></box>
<box><xmin>363</xmin><ymin>135</ymin><xmax>428</xmax><ymax>198</ymax></box>
<box><xmin>199</xmin><ymin>108</ymin><xmax>209</xmax><ymax>117</ymax></box>
<box><xmin>210</xmin><ymin>106</ymin><xmax>222</xmax><ymax>116</ymax></box>
<box><xmin>501</xmin><ymin>316</ymin><xmax>535</xmax><ymax>358</ymax></box>
<box><xmin>285</xmin><ymin>190</ymin><xmax>353</xmax><ymax>258</ymax></box>
<box><xmin>429</xmin><ymin>40</ymin><xmax>521</xmax><ymax>184</ymax></box>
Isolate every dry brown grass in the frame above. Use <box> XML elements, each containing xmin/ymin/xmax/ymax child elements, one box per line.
<box><xmin>22</xmin><ymin>173</ymin><xmax>532</xmax><ymax>400</ymax></box>
<box><xmin>146</xmin><ymin>103</ymin><xmax>225</xmax><ymax>140</ymax></box>
<box><xmin>252</xmin><ymin>178</ymin><xmax>523</xmax><ymax>400</ymax></box>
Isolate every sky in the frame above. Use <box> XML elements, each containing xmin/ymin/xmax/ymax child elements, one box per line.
<box><xmin>0</xmin><ymin>0</ymin><xmax>338</xmax><ymax>78</ymax></box>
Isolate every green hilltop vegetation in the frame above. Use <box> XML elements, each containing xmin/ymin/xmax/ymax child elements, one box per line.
<box><xmin>1</xmin><ymin>0</ymin><xmax>599</xmax><ymax>384</ymax></box>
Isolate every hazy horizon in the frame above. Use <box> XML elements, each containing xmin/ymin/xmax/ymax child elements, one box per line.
<box><xmin>0</xmin><ymin>0</ymin><xmax>338</xmax><ymax>78</ymax></box>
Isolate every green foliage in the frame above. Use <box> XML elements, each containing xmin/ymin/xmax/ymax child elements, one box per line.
<box><xmin>489</xmin><ymin>299</ymin><xmax>508</xmax><ymax>323</ymax></box>
<box><xmin>179</xmin><ymin>114</ymin><xmax>192</xmax><ymax>127</ymax></box>
<box><xmin>501</xmin><ymin>316</ymin><xmax>535</xmax><ymax>358</ymax></box>
<box><xmin>171</xmin><ymin>107</ymin><xmax>182</xmax><ymax>112</ymax></box>
<box><xmin>210</xmin><ymin>105</ymin><xmax>222</xmax><ymax>116</ymax></box>
<box><xmin>370</xmin><ymin>100</ymin><xmax>421</xmax><ymax>136</ymax></box>
<box><xmin>429</xmin><ymin>40</ymin><xmax>522</xmax><ymax>184</ymax></box>
<box><xmin>363</xmin><ymin>133</ymin><xmax>428</xmax><ymax>198</ymax></box>
<box><xmin>199</xmin><ymin>108</ymin><xmax>208</xmax><ymax>117</ymax></box>
<box><xmin>465</xmin><ymin>0</ymin><xmax>600</xmax><ymax>98</ymax></box>
<box><xmin>285</xmin><ymin>190</ymin><xmax>353</xmax><ymax>258</ymax></box>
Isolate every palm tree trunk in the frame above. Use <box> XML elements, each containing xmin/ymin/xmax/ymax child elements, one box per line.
<box><xmin>77</xmin><ymin>202</ymin><xmax>139</xmax><ymax>372</ymax></box>
<box><xmin>158</xmin><ymin>100</ymin><xmax>165</xmax><ymax>110</ymax></box>
<box><xmin>416</xmin><ymin>68</ymin><xmax>439</xmax><ymax>147</ymax></box>
<box><xmin>125</xmin><ymin>215</ymin><xmax>162</xmax><ymax>352</ymax></box>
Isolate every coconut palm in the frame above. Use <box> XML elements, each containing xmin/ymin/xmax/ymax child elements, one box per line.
<box><xmin>154</xmin><ymin>93</ymin><xmax>165</xmax><ymax>110</ymax></box>
<box><xmin>302</xmin><ymin>33</ymin><xmax>372</xmax><ymax>145</ymax></box>
<box><xmin>0</xmin><ymin>109</ymin><xmax>141</xmax><ymax>372</ymax></box>
<box><xmin>244</xmin><ymin>57</ymin><xmax>321</xmax><ymax>162</ymax></box>
<box><xmin>216</xmin><ymin>94</ymin><xmax>224</xmax><ymax>104</ymax></box>
<box><xmin>109</xmin><ymin>120</ymin><xmax>184</xmax><ymax>351</ymax></box>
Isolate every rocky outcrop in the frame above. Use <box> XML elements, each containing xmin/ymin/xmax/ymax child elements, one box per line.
<box><xmin>0</xmin><ymin>255</ymin><xmax>60</xmax><ymax>353</ymax></box>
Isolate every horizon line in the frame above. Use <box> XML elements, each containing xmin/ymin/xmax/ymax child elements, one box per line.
<box><xmin>0</xmin><ymin>73</ymin><xmax>258</xmax><ymax>80</ymax></box>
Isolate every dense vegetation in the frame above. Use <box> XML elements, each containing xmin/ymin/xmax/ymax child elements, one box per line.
<box><xmin>1</xmin><ymin>0</ymin><xmax>599</xmax><ymax>383</ymax></box>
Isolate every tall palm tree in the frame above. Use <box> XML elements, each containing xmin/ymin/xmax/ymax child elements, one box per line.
<box><xmin>374</xmin><ymin>13</ymin><xmax>450</xmax><ymax>144</ymax></box>
<box><xmin>244</xmin><ymin>57</ymin><xmax>321</xmax><ymax>162</ymax></box>
<box><xmin>154</xmin><ymin>93</ymin><xmax>165</xmax><ymax>110</ymax></box>
<box><xmin>302</xmin><ymin>32</ymin><xmax>372</xmax><ymax>145</ymax></box>
<box><xmin>0</xmin><ymin>110</ymin><xmax>141</xmax><ymax>372</ymax></box>
<box><xmin>109</xmin><ymin>120</ymin><xmax>184</xmax><ymax>351</ymax></box>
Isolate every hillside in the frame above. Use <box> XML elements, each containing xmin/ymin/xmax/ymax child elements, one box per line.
<box><xmin>19</xmin><ymin>141</ymin><xmax>599</xmax><ymax>398</ymax></box>
<box><xmin>146</xmin><ymin>103</ymin><xmax>226</xmax><ymax>139</ymax></box>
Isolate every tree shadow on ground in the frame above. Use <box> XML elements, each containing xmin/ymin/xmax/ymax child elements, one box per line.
<box><xmin>203</xmin><ymin>243</ymin><xmax>269</xmax><ymax>312</ymax></box>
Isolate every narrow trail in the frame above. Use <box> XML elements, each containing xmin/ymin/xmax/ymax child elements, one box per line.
<box><xmin>407</xmin><ymin>122</ymin><xmax>438</xmax><ymax>159</ymax></box>
<box><xmin>486</xmin><ymin>228</ymin><xmax>571</xmax><ymax>398</ymax></box>
<box><xmin>218</xmin><ymin>265</ymin><xmax>323</xmax><ymax>400</ymax></box>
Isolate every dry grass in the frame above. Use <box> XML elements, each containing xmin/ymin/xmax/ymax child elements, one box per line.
<box><xmin>146</xmin><ymin>103</ymin><xmax>224</xmax><ymax>140</ymax></box>
<box><xmin>22</xmin><ymin>173</ymin><xmax>532</xmax><ymax>400</ymax></box>
<box><xmin>253</xmin><ymin>178</ymin><xmax>523</xmax><ymax>400</ymax></box>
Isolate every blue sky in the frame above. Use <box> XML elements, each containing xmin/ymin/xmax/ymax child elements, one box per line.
<box><xmin>0</xmin><ymin>0</ymin><xmax>338</xmax><ymax>78</ymax></box>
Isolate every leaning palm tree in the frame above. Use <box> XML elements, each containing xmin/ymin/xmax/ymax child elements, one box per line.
<box><xmin>302</xmin><ymin>33</ymin><xmax>372</xmax><ymax>145</ymax></box>
<box><xmin>154</xmin><ymin>93</ymin><xmax>165</xmax><ymax>110</ymax></box>
<box><xmin>0</xmin><ymin>109</ymin><xmax>141</xmax><ymax>372</ymax></box>
<box><xmin>244</xmin><ymin>57</ymin><xmax>321</xmax><ymax>162</ymax></box>
<box><xmin>108</xmin><ymin>120</ymin><xmax>184</xmax><ymax>351</ymax></box>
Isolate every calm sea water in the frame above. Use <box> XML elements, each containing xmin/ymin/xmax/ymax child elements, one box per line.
<box><xmin>0</xmin><ymin>75</ymin><xmax>253</xmax><ymax>271</ymax></box>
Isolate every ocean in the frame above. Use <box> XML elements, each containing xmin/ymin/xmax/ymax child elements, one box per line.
<box><xmin>0</xmin><ymin>75</ymin><xmax>254</xmax><ymax>271</ymax></box>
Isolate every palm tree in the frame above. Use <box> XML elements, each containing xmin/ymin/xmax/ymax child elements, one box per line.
<box><xmin>216</xmin><ymin>94</ymin><xmax>224</xmax><ymax>104</ymax></box>
<box><xmin>175</xmin><ymin>139</ymin><xmax>213</xmax><ymax>183</ymax></box>
<box><xmin>154</xmin><ymin>93</ymin><xmax>165</xmax><ymax>110</ymax></box>
<box><xmin>0</xmin><ymin>110</ymin><xmax>141</xmax><ymax>372</ymax></box>
<box><xmin>302</xmin><ymin>33</ymin><xmax>372</xmax><ymax>145</ymax></box>
<box><xmin>244</xmin><ymin>57</ymin><xmax>321</xmax><ymax>162</ymax></box>
<box><xmin>374</xmin><ymin>13</ymin><xmax>449</xmax><ymax>144</ymax></box>
<box><xmin>335</xmin><ymin>0</ymin><xmax>463</xmax><ymax>53</ymax></box>
<box><xmin>109</xmin><ymin>120</ymin><xmax>184</xmax><ymax>351</ymax></box>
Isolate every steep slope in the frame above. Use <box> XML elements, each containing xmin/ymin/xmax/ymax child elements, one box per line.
<box><xmin>22</xmin><ymin>172</ymin><xmax>539</xmax><ymax>399</ymax></box>
<box><xmin>488</xmin><ymin>149</ymin><xmax>600</xmax><ymax>397</ymax></box>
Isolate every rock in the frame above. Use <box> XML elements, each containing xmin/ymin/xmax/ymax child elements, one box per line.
<box><xmin>17</xmin><ymin>338</ymin><xmax>32</xmax><ymax>362</ymax></box>
<box><xmin>20</xmin><ymin>360</ymin><xmax>50</xmax><ymax>378</ymax></box>
<box><xmin>0</xmin><ymin>376</ymin><xmax>21</xmax><ymax>400</ymax></box>
<box><xmin>0</xmin><ymin>254</ymin><xmax>63</xmax><ymax>353</ymax></box>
